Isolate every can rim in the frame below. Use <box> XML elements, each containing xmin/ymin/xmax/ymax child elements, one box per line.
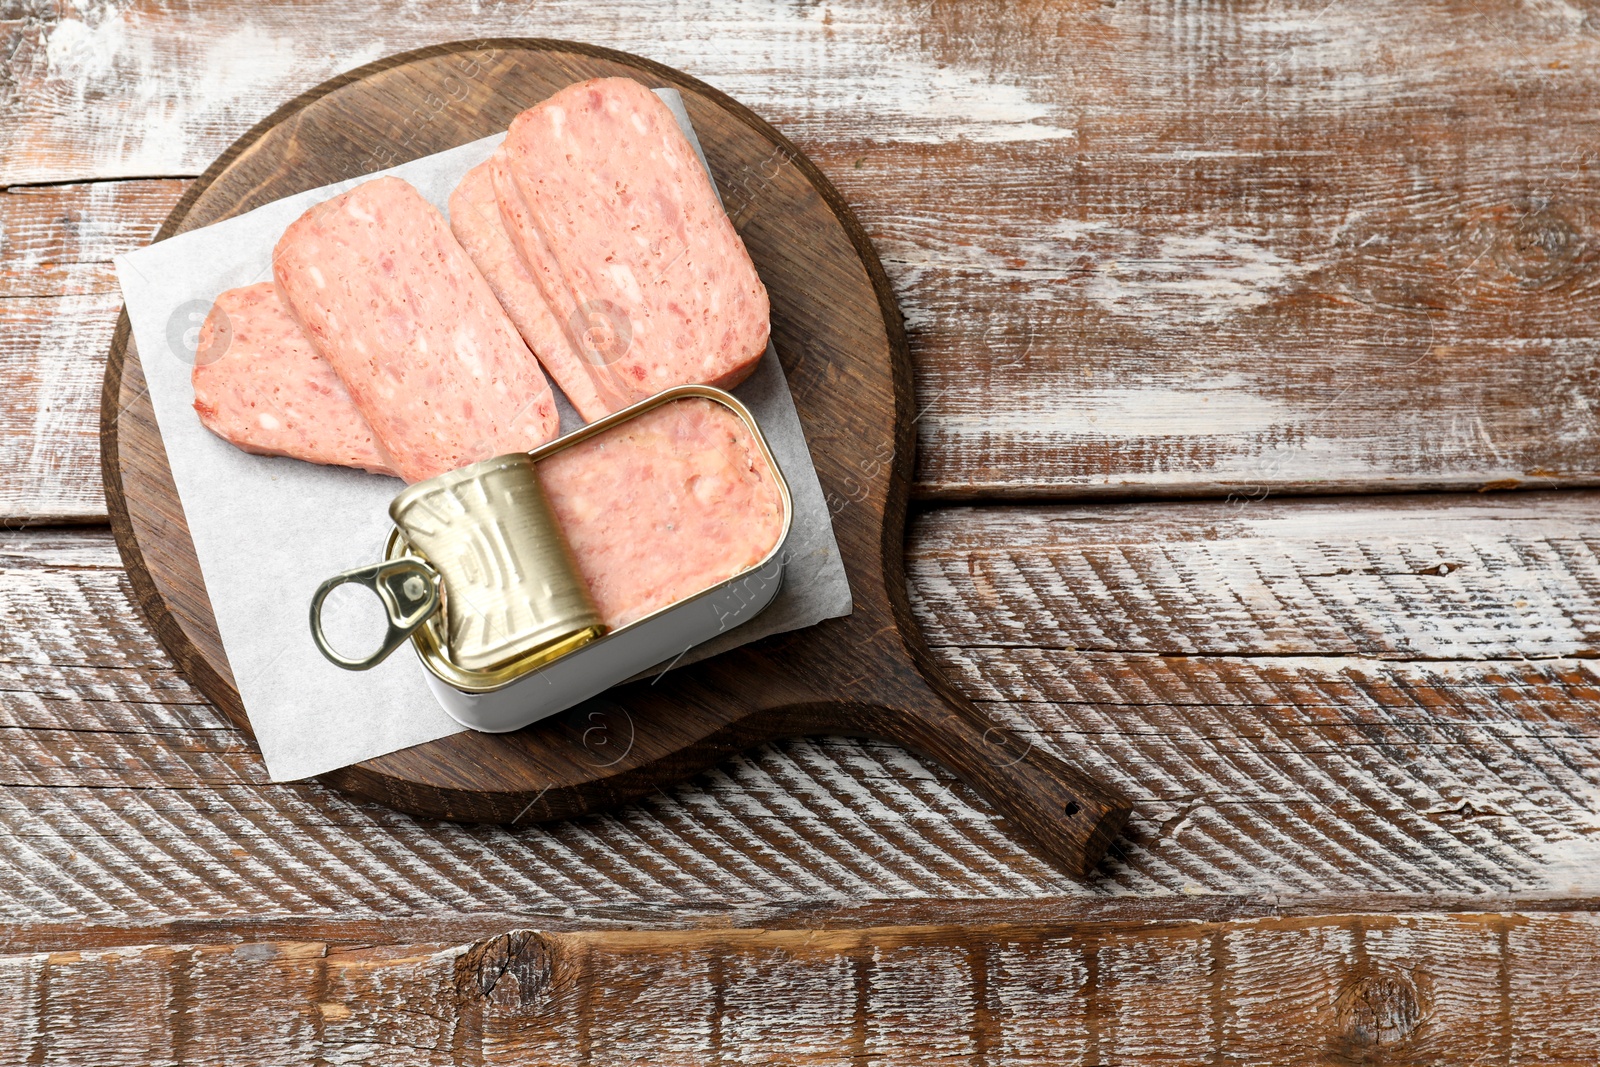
<box><xmin>386</xmin><ymin>383</ymin><xmax>795</xmax><ymax>694</ymax></box>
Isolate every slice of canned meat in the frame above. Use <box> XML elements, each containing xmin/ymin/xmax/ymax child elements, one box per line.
<box><xmin>448</xmin><ymin>151</ymin><xmax>613</xmax><ymax>422</ymax></box>
<box><xmin>274</xmin><ymin>175</ymin><xmax>560</xmax><ymax>483</ymax></box>
<box><xmin>495</xmin><ymin>77</ymin><xmax>770</xmax><ymax>413</ymax></box>
<box><xmin>539</xmin><ymin>396</ymin><xmax>786</xmax><ymax>629</ymax></box>
<box><xmin>191</xmin><ymin>282</ymin><xmax>397</xmax><ymax>476</ymax></box>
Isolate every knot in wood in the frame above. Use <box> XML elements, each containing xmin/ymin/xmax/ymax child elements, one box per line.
<box><xmin>452</xmin><ymin>929</ymin><xmax>552</xmax><ymax>1007</ymax></box>
<box><xmin>1330</xmin><ymin>967</ymin><xmax>1428</xmax><ymax>1061</ymax></box>
<box><xmin>1484</xmin><ymin>202</ymin><xmax>1586</xmax><ymax>290</ymax></box>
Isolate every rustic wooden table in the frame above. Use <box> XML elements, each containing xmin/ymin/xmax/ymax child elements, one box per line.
<box><xmin>5</xmin><ymin>1</ymin><xmax>1600</xmax><ymax>1062</ymax></box>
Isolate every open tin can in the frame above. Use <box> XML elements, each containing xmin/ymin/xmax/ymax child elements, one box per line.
<box><xmin>310</xmin><ymin>385</ymin><xmax>793</xmax><ymax>733</ymax></box>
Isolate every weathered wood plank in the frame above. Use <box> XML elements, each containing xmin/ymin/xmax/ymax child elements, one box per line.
<box><xmin>5</xmin><ymin>914</ymin><xmax>1600</xmax><ymax>1065</ymax></box>
<box><xmin>0</xmin><ymin>294</ymin><xmax>120</xmax><ymax>521</ymax></box>
<box><xmin>914</xmin><ymin>493</ymin><xmax>1600</xmax><ymax>897</ymax></box>
<box><xmin>0</xmin><ymin>180</ymin><xmax>178</xmax><ymax>519</ymax></box>
<box><xmin>3</xmin><ymin>493</ymin><xmax>1600</xmax><ymax>923</ymax></box>
<box><xmin>908</xmin><ymin>493</ymin><xmax>1600</xmax><ymax>659</ymax></box>
<box><xmin>0</xmin><ymin>180</ymin><xmax>185</xmax><ymax>298</ymax></box>
<box><xmin>5</xmin><ymin>1</ymin><xmax>1600</xmax><ymax>512</ymax></box>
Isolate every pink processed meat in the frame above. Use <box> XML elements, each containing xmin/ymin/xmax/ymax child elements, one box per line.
<box><xmin>273</xmin><ymin>176</ymin><xmax>560</xmax><ymax>483</ymax></box>
<box><xmin>490</xmin><ymin>149</ymin><xmax>646</xmax><ymax>417</ymax></box>
<box><xmin>539</xmin><ymin>397</ymin><xmax>785</xmax><ymax>628</ymax></box>
<box><xmin>493</xmin><ymin>77</ymin><xmax>769</xmax><ymax>414</ymax></box>
<box><xmin>448</xmin><ymin>153</ymin><xmax>610</xmax><ymax>422</ymax></box>
<box><xmin>191</xmin><ymin>282</ymin><xmax>396</xmax><ymax>476</ymax></box>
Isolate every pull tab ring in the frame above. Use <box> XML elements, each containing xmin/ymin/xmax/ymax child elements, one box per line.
<box><xmin>310</xmin><ymin>558</ymin><xmax>442</xmax><ymax>670</ymax></box>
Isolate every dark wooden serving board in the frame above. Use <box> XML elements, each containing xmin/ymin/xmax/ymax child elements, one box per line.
<box><xmin>100</xmin><ymin>39</ymin><xmax>1129</xmax><ymax>878</ymax></box>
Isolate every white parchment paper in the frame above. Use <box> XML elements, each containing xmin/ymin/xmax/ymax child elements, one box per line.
<box><xmin>115</xmin><ymin>89</ymin><xmax>853</xmax><ymax>782</ymax></box>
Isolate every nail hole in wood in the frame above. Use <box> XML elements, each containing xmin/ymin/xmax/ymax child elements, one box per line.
<box><xmin>1064</xmin><ymin>801</ymin><xmax>1080</xmax><ymax>816</ymax></box>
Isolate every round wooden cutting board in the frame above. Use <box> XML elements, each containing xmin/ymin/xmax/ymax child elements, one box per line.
<box><xmin>101</xmin><ymin>39</ymin><xmax>1129</xmax><ymax>878</ymax></box>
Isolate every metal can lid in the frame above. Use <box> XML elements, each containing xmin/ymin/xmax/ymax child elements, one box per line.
<box><xmin>389</xmin><ymin>453</ymin><xmax>605</xmax><ymax>674</ymax></box>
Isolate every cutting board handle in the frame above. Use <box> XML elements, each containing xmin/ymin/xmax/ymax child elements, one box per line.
<box><xmin>848</xmin><ymin>674</ymin><xmax>1131</xmax><ymax>880</ymax></box>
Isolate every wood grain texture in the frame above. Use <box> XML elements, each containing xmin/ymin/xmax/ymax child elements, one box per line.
<box><xmin>2</xmin><ymin>293</ymin><xmax>121</xmax><ymax>522</ymax></box>
<box><xmin>5</xmin><ymin>1</ymin><xmax>1600</xmax><ymax>1045</ymax></box>
<box><xmin>914</xmin><ymin>492</ymin><xmax>1600</xmax><ymax>898</ymax></box>
<box><xmin>5</xmin><ymin>913</ymin><xmax>1600</xmax><ymax>1065</ymax></box>
<box><xmin>7</xmin><ymin>0</ymin><xmax>1600</xmax><ymax>513</ymax></box>
<box><xmin>98</xmin><ymin>39</ymin><xmax>1129</xmax><ymax>877</ymax></box>
<box><xmin>6</xmin><ymin>492</ymin><xmax>1600</xmax><ymax>927</ymax></box>
<box><xmin>0</xmin><ymin>181</ymin><xmax>184</xmax><ymax>520</ymax></box>
<box><xmin>0</xmin><ymin>180</ymin><xmax>186</xmax><ymax>299</ymax></box>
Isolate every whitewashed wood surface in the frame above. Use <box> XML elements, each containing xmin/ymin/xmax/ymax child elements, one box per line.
<box><xmin>4</xmin><ymin>0</ymin><xmax>1600</xmax><ymax>1060</ymax></box>
<box><xmin>7</xmin><ymin>0</ymin><xmax>1600</xmax><ymax>516</ymax></box>
<box><xmin>5</xmin><ymin>494</ymin><xmax>1600</xmax><ymax>926</ymax></box>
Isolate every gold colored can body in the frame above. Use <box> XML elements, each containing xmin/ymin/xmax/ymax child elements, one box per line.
<box><xmin>388</xmin><ymin>453</ymin><xmax>604</xmax><ymax>673</ymax></box>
